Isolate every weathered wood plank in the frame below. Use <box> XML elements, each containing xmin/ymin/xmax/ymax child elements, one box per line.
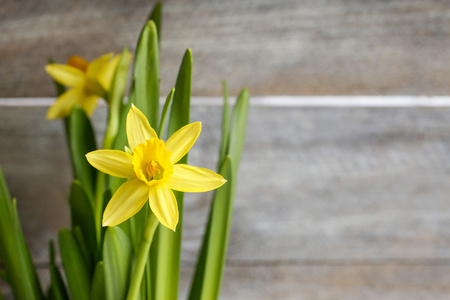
<box><xmin>4</xmin><ymin>265</ymin><xmax>450</xmax><ymax>300</ymax></box>
<box><xmin>1</xmin><ymin>1</ymin><xmax>450</xmax><ymax>97</ymax></box>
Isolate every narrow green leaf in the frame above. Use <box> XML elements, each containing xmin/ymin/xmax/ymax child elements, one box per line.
<box><xmin>103</xmin><ymin>47</ymin><xmax>132</xmax><ymax>150</ymax></box>
<box><xmin>149</xmin><ymin>2</ymin><xmax>162</xmax><ymax>43</ymax></box>
<box><xmin>133</xmin><ymin>20</ymin><xmax>160</xmax><ymax>129</ymax></box>
<box><xmin>73</xmin><ymin>227</ymin><xmax>93</xmax><ymax>274</ymax></box>
<box><xmin>201</xmin><ymin>157</ymin><xmax>234</xmax><ymax>300</ymax></box>
<box><xmin>151</xmin><ymin>48</ymin><xmax>192</xmax><ymax>300</ymax></box>
<box><xmin>48</xmin><ymin>240</ymin><xmax>69</xmax><ymax>300</ymax></box>
<box><xmin>188</xmin><ymin>157</ymin><xmax>233</xmax><ymax>300</ymax></box>
<box><xmin>49</xmin><ymin>240</ymin><xmax>56</xmax><ymax>266</ymax></box>
<box><xmin>103</xmin><ymin>227</ymin><xmax>133</xmax><ymax>300</ymax></box>
<box><xmin>59</xmin><ymin>228</ymin><xmax>90</xmax><ymax>300</ymax></box>
<box><xmin>69</xmin><ymin>180</ymin><xmax>97</xmax><ymax>259</ymax></box>
<box><xmin>0</xmin><ymin>166</ymin><xmax>44</xmax><ymax>300</ymax></box>
<box><xmin>67</xmin><ymin>105</ymin><xmax>97</xmax><ymax>201</ymax></box>
<box><xmin>189</xmin><ymin>89</ymin><xmax>249</xmax><ymax>300</ymax></box>
<box><xmin>0</xmin><ymin>269</ymin><xmax>6</xmax><ymax>281</ymax></box>
<box><xmin>227</xmin><ymin>89</ymin><xmax>250</xmax><ymax>178</ymax></box>
<box><xmin>109</xmin><ymin>100</ymin><xmax>132</xmax><ymax>193</ymax></box>
<box><xmin>49</xmin><ymin>265</ymin><xmax>69</xmax><ymax>300</ymax></box>
<box><xmin>90</xmin><ymin>262</ymin><xmax>106</xmax><ymax>300</ymax></box>
<box><xmin>167</xmin><ymin>49</ymin><xmax>192</xmax><ymax>136</ymax></box>
<box><xmin>218</xmin><ymin>80</ymin><xmax>230</xmax><ymax>166</ymax></box>
<box><xmin>186</xmin><ymin>210</ymin><xmax>211</xmax><ymax>300</ymax></box>
<box><xmin>157</xmin><ymin>88</ymin><xmax>175</xmax><ymax>138</ymax></box>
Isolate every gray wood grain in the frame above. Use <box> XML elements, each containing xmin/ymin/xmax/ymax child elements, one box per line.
<box><xmin>4</xmin><ymin>265</ymin><xmax>450</xmax><ymax>300</ymax></box>
<box><xmin>2</xmin><ymin>0</ymin><xmax>450</xmax><ymax>97</ymax></box>
<box><xmin>2</xmin><ymin>102</ymin><xmax>450</xmax><ymax>298</ymax></box>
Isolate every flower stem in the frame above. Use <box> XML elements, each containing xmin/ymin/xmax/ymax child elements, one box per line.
<box><xmin>94</xmin><ymin>101</ymin><xmax>119</xmax><ymax>250</ymax></box>
<box><xmin>126</xmin><ymin>212</ymin><xmax>159</xmax><ymax>300</ymax></box>
<box><xmin>94</xmin><ymin>171</ymin><xmax>106</xmax><ymax>250</ymax></box>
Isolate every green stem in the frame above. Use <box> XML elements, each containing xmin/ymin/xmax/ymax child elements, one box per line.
<box><xmin>126</xmin><ymin>212</ymin><xmax>159</xmax><ymax>300</ymax></box>
<box><xmin>94</xmin><ymin>172</ymin><xmax>106</xmax><ymax>250</ymax></box>
<box><xmin>94</xmin><ymin>100</ymin><xmax>120</xmax><ymax>250</ymax></box>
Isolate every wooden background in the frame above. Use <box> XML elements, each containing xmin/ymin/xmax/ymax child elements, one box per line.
<box><xmin>2</xmin><ymin>100</ymin><xmax>450</xmax><ymax>299</ymax></box>
<box><xmin>3</xmin><ymin>0</ymin><xmax>450</xmax><ymax>299</ymax></box>
<box><xmin>2</xmin><ymin>0</ymin><xmax>450</xmax><ymax>97</ymax></box>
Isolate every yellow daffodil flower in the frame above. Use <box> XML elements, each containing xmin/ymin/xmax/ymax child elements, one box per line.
<box><xmin>86</xmin><ymin>105</ymin><xmax>226</xmax><ymax>231</ymax></box>
<box><xmin>45</xmin><ymin>53</ymin><xmax>119</xmax><ymax>119</ymax></box>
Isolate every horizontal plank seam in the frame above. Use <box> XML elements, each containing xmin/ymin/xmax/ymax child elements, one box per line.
<box><xmin>3</xmin><ymin>96</ymin><xmax>450</xmax><ymax>107</ymax></box>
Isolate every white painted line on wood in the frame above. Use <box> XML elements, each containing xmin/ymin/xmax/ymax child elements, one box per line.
<box><xmin>1</xmin><ymin>96</ymin><xmax>450</xmax><ymax>107</ymax></box>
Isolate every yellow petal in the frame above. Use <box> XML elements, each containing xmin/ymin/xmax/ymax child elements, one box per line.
<box><xmin>86</xmin><ymin>150</ymin><xmax>135</xmax><ymax>178</ymax></box>
<box><xmin>167</xmin><ymin>164</ymin><xmax>226</xmax><ymax>192</ymax></box>
<box><xmin>127</xmin><ymin>105</ymin><xmax>158</xmax><ymax>150</ymax></box>
<box><xmin>45</xmin><ymin>64</ymin><xmax>85</xmax><ymax>87</ymax></box>
<box><xmin>97</xmin><ymin>55</ymin><xmax>120</xmax><ymax>91</ymax></box>
<box><xmin>165</xmin><ymin>122</ymin><xmax>201</xmax><ymax>164</ymax></box>
<box><xmin>80</xmin><ymin>94</ymin><xmax>99</xmax><ymax>116</ymax></box>
<box><xmin>102</xmin><ymin>179</ymin><xmax>149</xmax><ymax>226</ymax></box>
<box><xmin>46</xmin><ymin>89</ymin><xmax>83</xmax><ymax>119</ymax></box>
<box><xmin>148</xmin><ymin>183</ymin><xmax>178</xmax><ymax>231</ymax></box>
<box><xmin>86</xmin><ymin>53</ymin><xmax>114</xmax><ymax>78</ymax></box>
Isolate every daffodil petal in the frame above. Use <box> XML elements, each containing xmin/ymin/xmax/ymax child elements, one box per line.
<box><xmin>86</xmin><ymin>53</ymin><xmax>113</xmax><ymax>78</ymax></box>
<box><xmin>86</xmin><ymin>150</ymin><xmax>135</xmax><ymax>178</ymax></box>
<box><xmin>46</xmin><ymin>89</ymin><xmax>83</xmax><ymax>119</ymax></box>
<box><xmin>45</xmin><ymin>64</ymin><xmax>85</xmax><ymax>87</ymax></box>
<box><xmin>148</xmin><ymin>183</ymin><xmax>178</xmax><ymax>231</ymax></box>
<box><xmin>127</xmin><ymin>105</ymin><xmax>158</xmax><ymax>150</ymax></box>
<box><xmin>98</xmin><ymin>55</ymin><xmax>120</xmax><ymax>91</ymax></box>
<box><xmin>167</xmin><ymin>164</ymin><xmax>226</xmax><ymax>192</ymax></box>
<box><xmin>80</xmin><ymin>94</ymin><xmax>99</xmax><ymax>116</ymax></box>
<box><xmin>102</xmin><ymin>179</ymin><xmax>149</xmax><ymax>226</ymax></box>
<box><xmin>165</xmin><ymin>122</ymin><xmax>202</xmax><ymax>164</ymax></box>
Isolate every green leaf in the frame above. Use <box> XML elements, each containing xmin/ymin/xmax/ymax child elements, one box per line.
<box><xmin>67</xmin><ymin>105</ymin><xmax>97</xmax><ymax>201</ymax></box>
<box><xmin>103</xmin><ymin>227</ymin><xmax>133</xmax><ymax>300</ymax></box>
<box><xmin>227</xmin><ymin>88</ymin><xmax>250</xmax><ymax>177</ymax></box>
<box><xmin>109</xmin><ymin>101</ymin><xmax>131</xmax><ymax>193</ymax></box>
<box><xmin>218</xmin><ymin>80</ymin><xmax>230</xmax><ymax>166</ymax></box>
<box><xmin>151</xmin><ymin>48</ymin><xmax>192</xmax><ymax>300</ymax></box>
<box><xmin>189</xmin><ymin>89</ymin><xmax>249</xmax><ymax>300</ymax></box>
<box><xmin>69</xmin><ymin>180</ymin><xmax>97</xmax><ymax>259</ymax></box>
<box><xmin>149</xmin><ymin>2</ymin><xmax>162</xmax><ymax>43</ymax></box>
<box><xmin>49</xmin><ymin>265</ymin><xmax>69</xmax><ymax>300</ymax></box>
<box><xmin>0</xmin><ymin>269</ymin><xmax>6</xmax><ymax>281</ymax></box>
<box><xmin>157</xmin><ymin>88</ymin><xmax>175</xmax><ymax>138</ymax></box>
<box><xmin>73</xmin><ymin>227</ymin><xmax>93</xmax><ymax>274</ymax></box>
<box><xmin>189</xmin><ymin>157</ymin><xmax>233</xmax><ymax>300</ymax></box>
<box><xmin>0</xmin><ymin>166</ymin><xmax>44</xmax><ymax>300</ymax></box>
<box><xmin>90</xmin><ymin>262</ymin><xmax>106</xmax><ymax>300</ymax></box>
<box><xmin>103</xmin><ymin>47</ymin><xmax>132</xmax><ymax>150</ymax></box>
<box><xmin>48</xmin><ymin>240</ymin><xmax>69</xmax><ymax>300</ymax></box>
<box><xmin>133</xmin><ymin>20</ymin><xmax>160</xmax><ymax>129</ymax></box>
<box><xmin>59</xmin><ymin>228</ymin><xmax>90</xmax><ymax>300</ymax></box>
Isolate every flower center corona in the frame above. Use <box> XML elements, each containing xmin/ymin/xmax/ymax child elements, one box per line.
<box><xmin>132</xmin><ymin>138</ymin><xmax>173</xmax><ymax>187</ymax></box>
<box><xmin>146</xmin><ymin>160</ymin><xmax>163</xmax><ymax>181</ymax></box>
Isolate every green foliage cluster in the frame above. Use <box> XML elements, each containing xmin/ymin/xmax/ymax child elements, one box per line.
<box><xmin>0</xmin><ymin>3</ymin><xmax>249</xmax><ymax>300</ymax></box>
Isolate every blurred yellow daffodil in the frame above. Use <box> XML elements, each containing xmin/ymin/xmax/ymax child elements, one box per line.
<box><xmin>45</xmin><ymin>53</ymin><xmax>119</xmax><ymax>119</ymax></box>
<box><xmin>86</xmin><ymin>105</ymin><xmax>226</xmax><ymax>231</ymax></box>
